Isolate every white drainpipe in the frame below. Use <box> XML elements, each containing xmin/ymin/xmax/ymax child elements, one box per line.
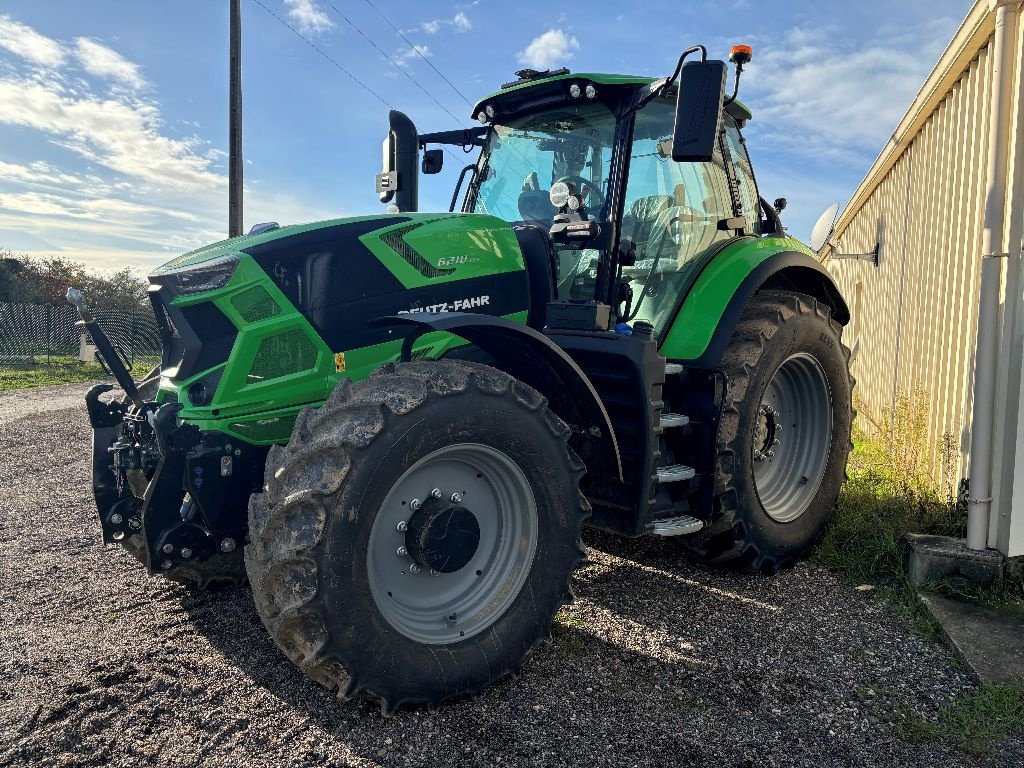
<box><xmin>967</xmin><ymin>0</ymin><xmax>1019</xmax><ymax>550</ymax></box>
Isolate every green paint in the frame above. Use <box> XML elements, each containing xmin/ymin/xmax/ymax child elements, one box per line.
<box><xmin>659</xmin><ymin>236</ymin><xmax>814</xmax><ymax>360</ymax></box>
<box><xmin>360</xmin><ymin>213</ymin><xmax>525</xmax><ymax>289</ymax></box>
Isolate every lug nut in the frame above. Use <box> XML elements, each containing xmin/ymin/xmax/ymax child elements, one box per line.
<box><xmin>112</xmin><ymin>530</ymin><xmax>125</xmax><ymax>541</ymax></box>
<box><xmin>396</xmin><ymin>520</ymin><xmax>408</xmax><ymax>533</ymax></box>
<box><xmin>397</xmin><ymin>546</ymin><xmax>408</xmax><ymax>557</ymax></box>
<box><xmin>180</xmin><ymin>547</ymin><xmax>192</xmax><ymax>559</ymax></box>
<box><xmin>220</xmin><ymin>538</ymin><xmax>237</xmax><ymax>553</ymax></box>
<box><xmin>110</xmin><ymin>513</ymin><xmax>123</xmax><ymax>525</ymax></box>
<box><xmin>129</xmin><ymin>517</ymin><xmax>142</xmax><ymax>530</ymax></box>
<box><xmin>161</xmin><ymin>560</ymin><xmax>173</xmax><ymax>570</ymax></box>
<box><xmin>766</xmin><ymin>450</ymin><xmax>775</xmax><ymax>458</ymax></box>
<box><xmin>774</xmin><ymin>438</ymin><xmax>781</xmax><ymax>446</ymax></box>
<box><xmin>431</xmin><ymin>488</ymin><xmax>442</xmax><ymax>499</ymax></box>
<box><xmin>451</xmin><ymin>492</ymin><xmax>463</xmax><ymax>503</ymax></box>
<box><xmin>410</xmin><ymin>499</ymin><xmax>421</xmax><ymax>511</ymax></box>
<box><xmin>162</xmin><ymin>543</ymin><xmax>174</xmax><ymax>554</ymax></box>
<box><xmin>409</xmin><ymin>563</ymin><xmax>421</xmax><ymax>574</ymax></box>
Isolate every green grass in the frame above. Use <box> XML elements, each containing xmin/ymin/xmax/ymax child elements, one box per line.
<box><xmin>898</xmin><ymin>679</ymin><xmax>1024</xmax><ymax>758</ymax></box>
<box><xmin>0</xmin><ymin>356</ymin><xmax>157</xmax><ymax>392</ymax></box>
<box><xmin>813</xmin><ymin>425</ymin><xmax>965</xmax><ymax>641</ymax></box>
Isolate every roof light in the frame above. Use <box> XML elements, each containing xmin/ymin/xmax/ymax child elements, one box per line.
<box><xmin>476</xmin><ymin>110</ymin><xmax>488</xmax><ymax>123</ymax></box>
<box><xmin>585</xmin><ymin>84</ymin><xmax>597</xmax><ymax>99</ymax></box>
<box><xmin>729</xmin><ymin>45</ymin><xmax>753</xmax><ymax>65</ymax></box>
<box><xmin>569</xmin><ymin>83</ymin><xmax>581</xmax><ymax>98</ymax></box>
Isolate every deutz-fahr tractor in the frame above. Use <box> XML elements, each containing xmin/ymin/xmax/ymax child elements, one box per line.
<box><xmin>73</xmin><ymin>45</ymin><xmax>852</xmax><ymax>711</ymax></box>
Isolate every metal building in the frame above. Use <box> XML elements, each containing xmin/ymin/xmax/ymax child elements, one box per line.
<box><xmin>825</xmin><ymin>0</ymin><xmax>1024</xmax><ymax>557</ymax></box>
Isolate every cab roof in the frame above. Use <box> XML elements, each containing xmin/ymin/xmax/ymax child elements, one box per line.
<box><xmin>470</xmin><ymin>69</ymin><xmax>751</xmax><ymax>123</ymax></box>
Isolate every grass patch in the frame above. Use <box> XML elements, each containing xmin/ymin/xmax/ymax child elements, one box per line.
<box><xmin>0</xmin><ymin>356</ymin><xmax>157</xmax><ymax>392</ymax></box>
<box><xmin>813</xmin><ymin>402</ymin><xmax>965</xmax><ymax>641</ymax></box>
<box><xmin>898</xmin><ymin>680</ymin><xmax>1024</xmax><ymax>758</ymax></box>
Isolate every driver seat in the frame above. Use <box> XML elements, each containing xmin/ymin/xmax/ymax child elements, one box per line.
<box><xmin>623</xmin><ymin>195</ymin><xmax>672</xmax><ymax>254</ymax></box>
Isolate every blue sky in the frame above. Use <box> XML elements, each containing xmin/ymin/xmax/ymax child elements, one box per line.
<box><xmin>0</xmin><ymin>0</ymin><xmax>972</xmax><ymax>272</ymax></box>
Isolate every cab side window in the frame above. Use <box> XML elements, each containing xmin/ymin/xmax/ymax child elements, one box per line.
<box><xmin>722</xmin><ymin>117</ymin><xmax>760</xmax><ymax>235</ymax></box>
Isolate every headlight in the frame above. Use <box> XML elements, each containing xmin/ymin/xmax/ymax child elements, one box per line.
<box><xmin>153</xmin><ymin>254</ymin><xmax>239</xmax><ymax>296</ymax></box>
<box><xmin>569</xmin><ymin>83</ymin><xmax>581</xmax><ymax>98</ymax></box>
<box><xmin>549</xmin><ymin>181</ymin><xmax>570</xmax><ymax>208</ymax></box>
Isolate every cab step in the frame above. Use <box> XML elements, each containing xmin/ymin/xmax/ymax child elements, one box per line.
<box><xmin>656</xmin><ymin>464</ymin><xmax>696</xmax><ymax>483</ymax></box>
<box><xmin>660</xmin><ymin>412</ymin><xmax>689</xmax><ymax>428</ymax></box>
<box><xmin>651</xmin><ymin>515</ymin><xmax>704</xmax><ymax>536</ymax></box>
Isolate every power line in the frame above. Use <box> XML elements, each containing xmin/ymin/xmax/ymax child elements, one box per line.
<box><xmin>361</xmin><ymin>0</ymin><xmax>474</xmax><ymax>108</ymax></box>
<box><xmin>248</xmin><ymin>0</ymin><xmax>392</xmax><ymax>109</ymax></box>
<box><xmin>324</xmin><ymin>2</ymin><xmax>464</xmax><ymax>126</ymax></box>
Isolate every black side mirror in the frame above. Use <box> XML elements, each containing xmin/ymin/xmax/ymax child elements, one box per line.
<box><xmin>773</xmin><ymin>197</ymin><xmax>787</xmax><ymax>213</ymax></box>
<box><xmin>422</xmin><ymin>149</ymin><xmax>443</xmax><ymax>175</ymax></box>
<box><xmin>671</xmin><ymin>60</ymin><xmax>727</xmax><ymax>163</ymax></box>
<box><xmin>376</xmin><ymin>110</ymin><xmax>419</xmax><ymax>211</ymax></box>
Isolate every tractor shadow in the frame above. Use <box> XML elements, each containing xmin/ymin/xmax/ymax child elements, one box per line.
<box><xmin>177</xmin><ymin>529</ymin><xmax>783</xmax><ymax>754</ymax></box>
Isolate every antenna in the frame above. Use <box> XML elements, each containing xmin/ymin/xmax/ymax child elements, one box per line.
<box><xmin>229</xmin><ymin>0</ymin><xmax>243</xmax><ymax>237</ymax></box>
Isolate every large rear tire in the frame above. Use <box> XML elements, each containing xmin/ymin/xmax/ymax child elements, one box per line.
<box><xmin>676</xmin><ymin>291</ymin><xmax>852</xmax><ymax>572</ymax></box>
<box><xmin>245</xmin><ymin>360</ymin><xmax>588</xmax><ymax>712</ymax></box>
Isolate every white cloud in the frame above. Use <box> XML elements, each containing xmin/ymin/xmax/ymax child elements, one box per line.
<box><xmin>283</xmin><ymin>0</ymin><xmax>334</xmax><ymax>36</ymax></box>
<box><xmin>396</xmin><ymin>44</ymin><xmax>431</xmax><ymax>66</ymax></box>
<box><xmin>517</xmin><ymin>29</ymin><xmax>579</xmax><ymax>71</ymax></box>
<box><xmin>0</xmin><ymin>78</ymin><xmax>222</xmax><ymax>190</ymax></box>
<box><xmin>418</xmin><ymin>11</ymin><xmax>472</xmax><ymax>35</ymax></box>
<box><xmin>745</xmin><ymin>19</ymin><xmax>958</xmax><ymax>159</ymax></box>
<box><xmin>0</xmin><ymin>15</ymin><xmax>64</xmax><ymax>67</ymax></box>
<box><xmin>74</xmin><ymin>38</ymin><xmax>146</xmax><ymax>90</ymax></box>
<box><xmin>0</xmin><ymin>159</ymin><xmax>83</xmax><ymax>187</ymax></box>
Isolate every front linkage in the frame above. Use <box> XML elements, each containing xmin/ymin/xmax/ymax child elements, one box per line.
<box><xmin>74</xmin><ymin>290</ymin><xmax>266</xmax><ymax>581</ymax></box>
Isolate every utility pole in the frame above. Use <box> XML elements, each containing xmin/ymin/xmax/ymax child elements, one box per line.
<box><xmin>228</xmin><ymin>0</ymin><xmax>243</xmax><ymax>237</ymax></box>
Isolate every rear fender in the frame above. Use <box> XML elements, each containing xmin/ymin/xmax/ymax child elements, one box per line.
<box><xmin>661</xmin><ymin>248</ymin><xmax>850</xmax><ymax>366</ymax></box>
<box><xmin>372</xmin><ymin>312</ymin><xmax>623</xmax><ymax>481</ymax></box>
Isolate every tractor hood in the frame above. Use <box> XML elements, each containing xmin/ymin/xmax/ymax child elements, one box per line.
<box><xmin>148</xmin><ymin>212</ymin><xmax>531</xmax><ymax>438</ymax></box>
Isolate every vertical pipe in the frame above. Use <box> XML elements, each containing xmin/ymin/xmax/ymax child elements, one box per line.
<box><xmin>228</xmin><ymin>0</ymin><xmax>243</xmax><ymax>238</ymax></box>
<box><xmin>967</xmin><ymin>1</ymin><xmax>1017</xmax><ymax>550</ymax></box>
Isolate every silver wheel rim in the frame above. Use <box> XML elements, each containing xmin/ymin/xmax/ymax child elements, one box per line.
<box><xmin>367</xmin><ymin>443</ymin><xmax>538</xmax><ymax>644</ymax></box>
<box><xmin>752</xmin><ymin>353</ymin><xmax>833</xmax><ymax>523</ymax></box>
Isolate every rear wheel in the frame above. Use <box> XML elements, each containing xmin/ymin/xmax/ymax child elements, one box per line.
<box><xmin>245</xmin><ymin>360</ymin><xmax>588</xmax><ymax>711</ymax></box>
<box><xmin>676</xmin><ymin>291</ymin><xmax>852</xmax><ymax>572</ymax></box>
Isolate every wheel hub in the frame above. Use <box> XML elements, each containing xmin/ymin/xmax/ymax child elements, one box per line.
<box><xmin>405</xmin><ymin>498</ymin><xmax>481</xmax><ymax>573</ymax></box>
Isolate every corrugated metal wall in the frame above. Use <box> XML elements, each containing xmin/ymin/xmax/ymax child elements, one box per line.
<box><xmin>827</xmin><ymin>41</ymin><xmax>996</xmax><ymax>482</ymax></box>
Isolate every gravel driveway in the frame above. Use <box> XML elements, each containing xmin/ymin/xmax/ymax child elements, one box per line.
<box><xmin>0</xmin><ymin>384</ymin><xmax>1020</xmax><ymax>767</ymax></box>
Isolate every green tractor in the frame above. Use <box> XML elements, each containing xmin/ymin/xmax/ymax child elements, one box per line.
<box><xmin>73</xmin><ymin>45</ymin><xmax>852</xmax><ymax>711</ymax></box>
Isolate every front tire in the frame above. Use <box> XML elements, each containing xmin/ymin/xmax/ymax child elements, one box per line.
<box><xmin>677</xmin><ymin>291</ymin><xmax>852</xmax><ymax>572</ymax></box>
<box><xmin>245</xmin><ymin>360</ymin><xmax>588</xmax><ymax>712</ymax></box>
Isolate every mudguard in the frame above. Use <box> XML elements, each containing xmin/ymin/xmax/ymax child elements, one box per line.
<box><xmin>372</xmin><ymin>312</ymin><xmax>623</xmax><ymax>481</ymax></box>
<box><xmin>661</xmin><ymin>244</ymin><xmax>850</xmax><ymax>366</ymax></box>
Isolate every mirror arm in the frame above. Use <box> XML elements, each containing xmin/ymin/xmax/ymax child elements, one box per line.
<box><xmin>629</xmin><ymin>45</ymin><xmax>708</xmax><ymax>116</ymax></box>
<box><xmin>828</xmin><ymin>242</ymin><xmax>880</xmax><ymax>267</ymax></box>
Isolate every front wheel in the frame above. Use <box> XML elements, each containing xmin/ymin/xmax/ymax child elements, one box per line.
<box><xmin>245</xmin><ymin>360</ymin><xmax>588</xmax><ymax>712</ymax></box>
<box><xmin>677</xmin><ymin>291</ymin><xmax>853</xmax><ymax>572</ymax></box>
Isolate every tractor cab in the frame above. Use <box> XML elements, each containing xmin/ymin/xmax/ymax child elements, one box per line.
<box><xmin>378</xmin><ymin>47</ymin><xmax>774</xmax><ymax>338</ymax></box>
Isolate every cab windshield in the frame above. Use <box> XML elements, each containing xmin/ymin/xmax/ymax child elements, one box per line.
<box><xmin>468</xmin><ymin>102</ymin><xmax>616</xmax><ymax>227</ymax></box>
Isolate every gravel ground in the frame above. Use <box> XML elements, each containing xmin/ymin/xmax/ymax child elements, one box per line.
<box><xmin>1</xmin><ymin>384</ymin><xmax>1021</xmax><ymax>767</ymax></box>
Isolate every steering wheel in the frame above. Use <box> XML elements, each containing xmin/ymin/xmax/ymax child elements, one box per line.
<box><xmin>554</xmin><ymin>175</ymin><xmax>604</xmax><ymax>210</ymax></box>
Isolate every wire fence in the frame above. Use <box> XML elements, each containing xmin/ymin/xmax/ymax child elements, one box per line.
<box><xmin>0</xmin><ymin>301</ymin><xmax>161</xmax><ymax>371</ymax></box>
